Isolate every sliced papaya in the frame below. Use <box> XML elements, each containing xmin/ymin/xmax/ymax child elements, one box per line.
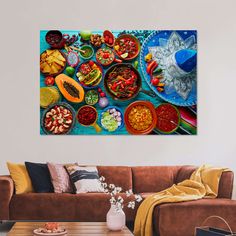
<box><xmin>55</xmin><ymin>74</ymin><xmax>84</xmax><ymax>103</ymax></box>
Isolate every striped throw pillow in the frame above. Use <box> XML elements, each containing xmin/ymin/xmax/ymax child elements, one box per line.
<box><xmin>65</xmin><ymin>164</ymin><xmax>104</xmax><ymax>193</ymax></box>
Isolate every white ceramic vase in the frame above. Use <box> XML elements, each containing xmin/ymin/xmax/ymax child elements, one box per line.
<box><xmin>106</xmin><ymin>204</ymin><xmax>126</xmax><ymax>231</ymax></box>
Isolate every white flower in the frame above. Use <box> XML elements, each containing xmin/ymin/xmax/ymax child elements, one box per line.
<box><xmin>117</xmin><ymin>196</ymin><xmax>124</xmax><ymax>203</ymax></box>
<box><xmin>127</xmin><ymin>201</ymin><xmax>135</xmax><ymax>209</ymax></box>
<box><xmin>116</xmin><ymin>187</ymin><xmax>122</xmax><ymax>193</ymax></box>
<box><xmin>110</xmin><ymin>197</ymin><xmax>116</xmax><ymax>204</ymax></box>
<box><xmin>99</xmin><ymin>176</ymin><xmax>105</xmax><ymax>182</ymax></box>
<box><xmin>109</xmin><ymin>184</ymin><xmax>115</xmax><ymax>189</ymax></box>
<box><xmin>115</xmin><ymin>202</ymin><xmax>123</xmax><ymax>211</ymax></box>
<box><xmin>104</xmin><ymin>188</ymin><xmax>109</xmax><ymax>193</ymax></box>
<box><xmin>135</xmin><ymin>194</ymin><xmax>142</xmax><ymax>202</ymax></box>
<box><xmin>125</xmin><ymin>189</ymin><xmax>133</xmax><ymax>197</ymax></box>
<box><xmin>111</xmin><ymin>189</ymin><xmax>117</xmax><ymax>195</ymax></box>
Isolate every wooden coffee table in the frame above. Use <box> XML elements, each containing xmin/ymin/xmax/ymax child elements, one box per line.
<box><xmin>7</xmin><ymin>222</ymin><xmax>133</xmax><ymax>235</ymax></box>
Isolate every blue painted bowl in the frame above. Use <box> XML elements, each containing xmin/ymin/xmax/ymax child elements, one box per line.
<box><xmin>99</xmin><ymin>106</ymin><xmax>124</xmax><ymax>132</ymax></box>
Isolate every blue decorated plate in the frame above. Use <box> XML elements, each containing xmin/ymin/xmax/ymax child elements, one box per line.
<box><xmin>140</xmin><ymin>30</ymin><xmax>197</xmax><ymax>106</ymax></box>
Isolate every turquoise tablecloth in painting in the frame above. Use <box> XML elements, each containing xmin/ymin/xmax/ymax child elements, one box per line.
<box><xmin>40</xmin><ymin>30</ymin><xmax>197</xmax><ymax>135</ymax></box>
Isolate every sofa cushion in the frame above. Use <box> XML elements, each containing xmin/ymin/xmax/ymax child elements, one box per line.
<box><xmin>25</xmin><ymin>162</ymin><xmax>54</xmax><ymax>193</ymax></box>
<box><xmin>7</xmin><ymin>162</ymin><xmax>33</xmax><ymax>194</ymax></box>
<box><xmin>10</xmin><ymin>193</ymin><xmax>77</xmax><ymax>221</ymax></box>
<box><xmin>65</xmin><ymin>164</ymin><xmax>104</xmax><ymax>193</ymax></box>
<box><xmin>47</xmin><ymin>162</ymin><xmax>72</xmax><ymax>193</ymax></box>
<box><xmin>97</xmin><ymin>166</ymin><xmax>132</xmax><ymax>192</ymax></box>
<box><xmin>9</xmin><ymin>193</ymin><xmax>137</xmax><ymax>222</ymax></box>
<box><xmin>132</xmin><ymin>166</ymin><xmax>180</xmax><ymax>193</ymax></box>
<box><xmin>153</xmin><ymin>199</ymin><xmax>236</xmax><ymax>236</ymax></box>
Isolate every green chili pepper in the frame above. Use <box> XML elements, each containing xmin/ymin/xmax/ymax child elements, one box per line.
<box><xmin>153</xmin><ymin>67</ymin><xmax>163</xmax><ymax>75</ymax></box>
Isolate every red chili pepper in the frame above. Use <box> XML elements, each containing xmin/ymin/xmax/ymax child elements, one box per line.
<box><xmin>150</xmin><ymin>63</ymin><xmax>158</xmax><ymax>75</ymax></box>
<box><xmin>146</xmin><ymin>60</ymin><xmax>158</xmax><ymax>74</ymax></box>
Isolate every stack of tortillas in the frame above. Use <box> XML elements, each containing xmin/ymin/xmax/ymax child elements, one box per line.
<box><xmin>40</xmin><ymin>87</ymin><xmax>60</xmax><ymax>108</ymax></box>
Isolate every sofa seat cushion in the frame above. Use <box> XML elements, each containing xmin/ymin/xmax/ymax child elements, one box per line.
<box><xmin>140</xmin><ymin>192</ymin><xmax>156</xmax><ymax>198</ymax></box>
<box><xmin>9</xmin><ymin>193</ymin><xmax>137</xmax><ymax>221</ymax></box>
<box><xmin>153</xmin><ymin>199</ymin><xmax>236</xmax><ymax>236</ymax></box>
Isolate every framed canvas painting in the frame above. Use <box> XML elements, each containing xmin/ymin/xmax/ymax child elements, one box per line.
<box><xmin>40</xmin><ymin>30</ymin><xmax>197</xmax><ymax>135</ymax></box>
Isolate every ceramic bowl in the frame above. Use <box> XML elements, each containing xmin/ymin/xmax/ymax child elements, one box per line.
<box><xmin>114</xmin><ymin>34</ymin><xmax>141</xmax><ymax>61</ymax></box>
<box><xmin>40</xmin><ymin>50</ymin><xmax>66</xmax><ymax>77</ymax></box>
<box><xmin>155</xmin><ymin>103</ymin><xmax>180</xmax><ymax>134</ymax></box>
<box><xmin>41</xmin><ymin>102</ymin><xmax>76</xmax><ymax>135</ymax></box>
<box><xmin>124</xmin><ymin>101</ymin><xmax>157</xmax><ymax>135</ymax></box>
<box><xmin>79</xmin><ymin>45</ymin><xmax>94</xmax><ymax>60</ymax></box>
<box><xmin>99</xmin><ymin>106</ymin><xmax>124</xmax><ymax>132</ymax></box>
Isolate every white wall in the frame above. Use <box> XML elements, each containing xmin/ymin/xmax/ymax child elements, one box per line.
<box><xmin>0</xmin><ymin>0</ymin><xmax>236</xmax><ymax>197</ymax></box>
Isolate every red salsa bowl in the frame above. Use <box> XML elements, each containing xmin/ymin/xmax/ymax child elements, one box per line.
<box><xmin>155</xmin><ymin>103</ymin><xmax>180</xmax><ymax>134</ymax></box>
<box><xmin>77</xmin><ymin>105</ymin><xmax>98</xmax><ymax>126</ymax></box>
<box><xmin>114</xmin><ymin>34</ymin><xmax>141</xmax><ymax>61</ymax></box>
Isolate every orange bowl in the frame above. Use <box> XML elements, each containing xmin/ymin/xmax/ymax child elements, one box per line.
<box><xmin>124</xmin><ymin>101</ymin><xmax>157</xmax><ymax>135</ymax></box>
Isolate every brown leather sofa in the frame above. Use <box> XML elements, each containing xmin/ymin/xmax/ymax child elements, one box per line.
<box><xmin>0</xmin><ymin>165</ymin><xmax>236</xmax><ymax>236</ymax></box>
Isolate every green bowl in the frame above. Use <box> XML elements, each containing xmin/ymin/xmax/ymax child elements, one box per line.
<box><xmin>79</xmin><ymin>45</ymin><xmax>94</xmax><ymax>60</ymax></box>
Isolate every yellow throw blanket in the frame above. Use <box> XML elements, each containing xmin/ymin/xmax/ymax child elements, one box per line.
<box><xmin>134</xmin><ymin>165</ymin><xmax>229</xmax><ymax>236</ymax></box>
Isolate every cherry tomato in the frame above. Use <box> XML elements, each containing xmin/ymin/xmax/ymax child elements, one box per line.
<box><xmin>45</xmin><ymin>76</ymin><xmax>55</xmax><ymax>86</ymax></box>
<box><xmin>151</xmin><ymin>77</ymin><xmax>160</xmax><ymax>86</ymax></box>
<box><xmin>88</xmin><ymin>61</ymin><xmax>94</xmax><ymax>67</ymax></box>
<box><xmin>100</xmin><ymin>92</ymin><xmax>106</xmax><ymax>97</ymax></box>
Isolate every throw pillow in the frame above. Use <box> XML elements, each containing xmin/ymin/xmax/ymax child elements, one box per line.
<box><xmin>47</xmin><ymin>162</ymin><xmax>72</xmax><ymax>193</ymax></box>
<box><xmin>7</xmin><ymin>162</ymin><xmax>34</xmax><ymax>194</ymax></box>
<box><xmin>65</xmin><ymin>164</ymin><xmax>104</xmax><ymax>193</ymax></box>
<box><xmin>25</xmin><ymin>162</ymin><xmax>54</xmax><ymax>193</ymax></box>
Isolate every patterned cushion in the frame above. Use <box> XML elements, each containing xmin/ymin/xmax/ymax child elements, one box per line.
<box><xmin>47</xmin><ymin>162</ymin><xmax>72</xmax><ymax>193</ymax></box>
<box><xmin>65</xmin><ymin>164</ymin><xmax>104</xmax><ymax>193</ymax></box>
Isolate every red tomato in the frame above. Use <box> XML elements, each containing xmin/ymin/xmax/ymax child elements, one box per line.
<box><xmin>88</xmin><ymin>61</ymin><xmax>94</xmax><ymax>67</ymax></box>
<box><xmin>151</xmin><ymin>78</ymin><xmax>159</xmax><ymax>86</ymax></box>
<box><xmin>45</xmin><ymin>76</ymin><xmax>55</xmax><ymax>86</ymax></box>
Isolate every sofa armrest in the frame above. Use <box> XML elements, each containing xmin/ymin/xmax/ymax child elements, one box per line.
<box><xmin>0</xmin><ymin>175</ymin><xmax>14</xmax><ymax>220</ymax></box>
<box><xmin>218</xmin><ymin>171</ymin><xmax>234</xmax><ymax>199</ymax></box>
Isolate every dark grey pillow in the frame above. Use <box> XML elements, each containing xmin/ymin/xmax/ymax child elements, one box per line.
<box><xmin>25</xmin><ymin>162</ymin><xmax>53</xmax><ymax>193</ymax></box>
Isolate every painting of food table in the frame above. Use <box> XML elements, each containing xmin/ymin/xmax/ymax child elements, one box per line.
<box><xmin>40</xmin><ymin>30</ymin><xmax>197</xmax><ymax>135</ymax></box>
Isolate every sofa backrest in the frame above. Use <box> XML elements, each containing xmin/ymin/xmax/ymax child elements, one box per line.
<box><xmin>97</xmin><ymin>166</ymin><xmax>132</xmax><ymax>192</ymax></box>
<box><xmin>131</xmin><ymin>166</ymin><xmax>181</xmax><ymax>193</ymax></box>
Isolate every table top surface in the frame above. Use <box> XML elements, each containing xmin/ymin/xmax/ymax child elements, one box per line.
<box><xmin>7</xmin><ymin>222</ymin><xmax>133</xmax><ymax>236</ymax></box>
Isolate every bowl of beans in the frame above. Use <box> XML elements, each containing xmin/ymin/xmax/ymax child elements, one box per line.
<box><xmin>124</xmin><ymin>101</ymin><xmax>157</xmax><ymax>135</ymax></box>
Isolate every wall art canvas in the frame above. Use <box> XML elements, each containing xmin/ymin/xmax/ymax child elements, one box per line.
<box><xmin>40</xmin><ymin>30</ymin><xmax>197</xmax><ymax>135</ymax></box>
